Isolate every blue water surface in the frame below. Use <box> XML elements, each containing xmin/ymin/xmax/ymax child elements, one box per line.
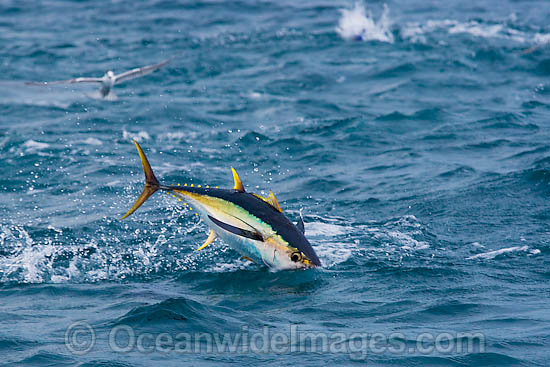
<box><xmin>1</xmin><ymin>0</ymin><xmax>550</xmax><ymax>366</ymax></box>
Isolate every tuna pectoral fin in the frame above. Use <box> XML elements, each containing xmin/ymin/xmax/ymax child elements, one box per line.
<box><xmin>208</xmin><ymin>215</ymin><xmax>263</xmax><ymax>241</ymax></box>
<box><xmin>121</xmin><ymin>140</ymin><xmax>160</xmax><ymax>219</ymax></box>
<box><xmin>196</xmin><ymin>230</ymin><xmax>216</xmax><ymax>251</ymax></box>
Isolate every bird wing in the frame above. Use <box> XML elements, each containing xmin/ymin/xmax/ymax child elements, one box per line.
<box><xmin>25</xmin><ymin>77</ymin><xmax>103</xmax><ymax>86</ymax></box>
<box><xmin>114</xmin><ymin>59</ymin><xmax>170</xmax><ymax>85</ymax></box>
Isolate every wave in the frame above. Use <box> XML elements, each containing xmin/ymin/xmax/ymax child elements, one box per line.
<box><xmin>7</xmin><ymin>350</ymin><xmax>74</xmax><ymax>366</ymax></box>
<box><xmin>111</xmin><ymin>296</ymin><xmax>239</xmax><ymax>333</ymax></box>
<box><xmin>395</xmin><ymin>353</ymin><xmax>524</xmax><ymax>366</ymax></box>
<box><xmin>336</xmin><ymin>2</ymin><xmax>394</xmax><ymax>43</ymax></box>
<box><xmin>375</xmin><ymin>107</ymin><xmax>446</xmax><ymax>122</ymax></box>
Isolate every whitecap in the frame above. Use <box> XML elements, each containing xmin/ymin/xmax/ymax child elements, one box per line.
<box><xmin>248</xmin><ymin>91</ymin><xmax>262</xmax><ymax>100</ymax></box>
<box><xmin>401</xmin><ymin>18</ymin><xmax>549</xmax><ymax>45</ymax></box>
<box><xmin>533</xmin><ymin>33</ymin><xmax>550</xmax><ymax>46</ymax></box>
<box><xmin>466</xmin><ymin>245</ymin><xmax>537</xmax><ymax>260</ymax></box>
<box><xmin>122</xmin><ymin>129</ymin><xmax>150</xmax><ymax>142</ymax></box>
<box><xmin>448</xmin><ymin>21</ymin><xmax>504</xmax><ymax>39</ymax></box>
<box><xmin>162</xmin><ymin>132</ymin><xmax>187</xmax><ymax>140</ymax></box>
<box><xmin>106</xmin><ymin>180</ymin><xmax>121</xmax><ymax>187</ymax></box>
<box><xmin>305</xmin><ymin>221</ymin><xmax>351</xmax><ymax>237</ymax></box>
<box><xmin>80</xmin><ymin>137</ymin><xmax>103</xmax><ymax>146</ymax></box>
<box><xmin>386</xmin><ymin>230</ymin><xmax>429</xmax><ymax>250</ymax></box>
<box><xmin>22</xmin><ymin>139</ymin><xmax>49</xmax><ymax>151</ymax></box>
<box><xmin>447</xmin><ymin>21</ymin><xmax>527</xmax><ymax>42</ymax></box>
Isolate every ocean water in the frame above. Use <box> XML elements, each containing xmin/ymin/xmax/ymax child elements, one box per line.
<box><xmin>1</xmin><ymin>0</ymin><xmax>550</xmax><ymax>365</ymax></box>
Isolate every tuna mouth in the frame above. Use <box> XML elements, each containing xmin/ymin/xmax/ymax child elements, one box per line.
<box><xmin>300</xmin><ymin>258</ymin><xmax>319</xmax><ymax>268</ymax></box>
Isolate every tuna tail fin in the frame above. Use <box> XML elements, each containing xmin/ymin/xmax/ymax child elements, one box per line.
<box><xmin>121</xmin><ymin>140</ymin><xmax>160</xmax><ymax>219</ymax></box>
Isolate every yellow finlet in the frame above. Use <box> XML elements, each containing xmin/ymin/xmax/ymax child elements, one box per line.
<box><xmin>231</xmin><ymin>168</ymin><xmax>245</xmax><ymax>192</ymax></box>
<box><xmin>267</xmin><ymin>191</ymin><xmax>282</xmax><ymax>212</ymax></box>
<box><xmin>196</xmin><ymin>230</ymin><xmax>216</xmax><ymax>251</ymax></box>
<box><xmin>252</xmin><ymin>191</ymin><xmax>283</xmax><ymax>212</ymax></box>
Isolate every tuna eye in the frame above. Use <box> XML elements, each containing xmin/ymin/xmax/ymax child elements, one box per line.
<box><xmin>290</xmin><ymin>252</ymin><xmax>302</xmax><ymax>262</ymax></box>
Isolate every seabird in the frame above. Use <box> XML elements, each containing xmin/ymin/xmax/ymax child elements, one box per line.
<box><xmin>26</xmin><ymin>59</ymin><xmax>170</xmax><ymax>100</ymax></box>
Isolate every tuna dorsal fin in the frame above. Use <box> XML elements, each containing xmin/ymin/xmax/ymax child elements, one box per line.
<box><xmin>231</xmin><ymin>168</ymin><xmax>245</xmax><ymax>192</ymax></box>
<box><xmin>267</xmin><ymin>191</ymin><xmax>282</xmax><ymax>213</ymax></box>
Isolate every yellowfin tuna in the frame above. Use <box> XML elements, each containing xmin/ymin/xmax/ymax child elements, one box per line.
<box><xmin>121</xmin><ymin>140</ymin><xmax>321</xmax><ymax>270</ymax></box>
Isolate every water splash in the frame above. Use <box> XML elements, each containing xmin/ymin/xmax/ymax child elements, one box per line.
<box><xmin>336</xmin><ymin>2</ymin><xmax>394</xmax><ymax>43</ymax></box>
<box><xmin>0</xmin><ymin>212</ymin><xmax>438</xmax><ymax>283</ymax></box>
<box><xmin>304</xmin><ymin>214</ymin><xmax>434</xmax><ymax>269</ymax></box>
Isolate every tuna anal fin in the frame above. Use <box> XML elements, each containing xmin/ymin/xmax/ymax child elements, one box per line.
<box><xmin>196</xmin><ymin>230</ymin><xmax>216</xmax><ymax>251</ymax></box>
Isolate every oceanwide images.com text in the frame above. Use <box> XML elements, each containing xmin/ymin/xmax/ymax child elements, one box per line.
<box><xmin>65</xmin><ymin>321</ymin><xmax>485</xmax><ymax>359</ymax></box>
